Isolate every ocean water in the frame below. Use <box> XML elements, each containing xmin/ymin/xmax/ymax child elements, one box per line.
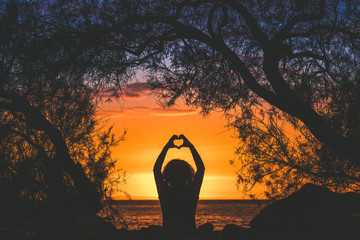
<box><xmin>112</xmin><ymin>200</ymin><xmax>268</xmax><ymax>230</ymax></box>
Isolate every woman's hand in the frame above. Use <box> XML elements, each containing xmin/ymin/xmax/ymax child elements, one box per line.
<box><xmin>166</xmin><ymin>135</ymin><xmax>179</xmax><ymax>149</ymax></box>
<box><xmin>179</xmin><ymin>134</ymin><xmax>193</xmax><ymax>148</ymax></box>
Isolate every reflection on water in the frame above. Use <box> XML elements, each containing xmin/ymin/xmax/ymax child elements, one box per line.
<box><xmin>112</xmin><ymin>200</ymin><xmax>267</xmax><ymax>230</ymax></box>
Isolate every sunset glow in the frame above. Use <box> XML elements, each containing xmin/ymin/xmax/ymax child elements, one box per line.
<box><xmin>97</xmin><ymin>83</ymin><xmax>244</xmax><ymax>199</ymax></box>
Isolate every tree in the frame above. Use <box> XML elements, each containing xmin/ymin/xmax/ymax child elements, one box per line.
<box><xmin>230</xmin><ymin>84</ymin><xmax>360</xmax><ymax>198</ymax></box>
<box><xmin>0</xmin><ymin>91</ymin><xmax>126</xmax><ymax>224</ymax></box>
<box><xmin>3</xmin><ymin>0</ymin><xmax>359</xmax><ymax>199</ymax></box>
<box><xmin>0</xmin><ymin>0</ymin><xmax>127</xmax><ymax>224</ymax></box>
<box><xmin>72</xmin><ymin>0</ymin><xmax>360</xmax><ymax>196</ymax></box>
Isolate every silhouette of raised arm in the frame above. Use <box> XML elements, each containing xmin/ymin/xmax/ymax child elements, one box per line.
<box><xmin>154</xmin><ymin>135</ymin><xmax>178</xmax><ymax>193</ymax></box>
<box><xmin>179</xmin><ymin>134</ymin><xmax>205</xmax><ymax>195</ymax></box>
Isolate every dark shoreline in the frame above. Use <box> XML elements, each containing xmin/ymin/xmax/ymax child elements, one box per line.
<box><xmin>2</xmin><ymin>216</ymin><xmax>358</xmax><ymax>240</ymax></box>
<box><xmin>3</xmin><ymin>185</ymin><xmax>359</xmax><ymax>239</ymax></box>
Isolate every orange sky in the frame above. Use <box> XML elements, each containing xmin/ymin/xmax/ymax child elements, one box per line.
<box><xmin>96</xmin><ymin>83</ymin><xmax>248</xmax><ymax>199</ymax></box>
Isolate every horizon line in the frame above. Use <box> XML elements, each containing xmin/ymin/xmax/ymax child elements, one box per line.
<box><xmin>113</xmin><ymin>197</ymin><xmax>269</xmax><ymax>201</ymax></box>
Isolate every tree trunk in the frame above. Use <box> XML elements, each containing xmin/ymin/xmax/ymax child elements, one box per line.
<box><xmin>261</xmin><ymin>55</ymin><xmax>360</xmax><ymax>166</ymax></box>
<box><xmin>0</xmin><ymin>90</ymin><xmax>101</xmax><ymax>216</ymax></box>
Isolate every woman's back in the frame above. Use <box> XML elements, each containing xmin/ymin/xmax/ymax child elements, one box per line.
<box><xmin>159</xmin><ymin>184</ymin><xmax>198</xmax><ymax>230</ymax></box>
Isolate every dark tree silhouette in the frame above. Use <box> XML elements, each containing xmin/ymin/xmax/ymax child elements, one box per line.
<box><xmin>0</xmin><ymin>91</ymin><xmax>126</xmax><ymax>224</ymax></box>
<box><xmin>2</xmin><ymin>0</ymin><xmax>359</xmax><ymax>199</ymax></box>
<box><xmin>129</xmin><ymin>0</ymin><xmax>360</xmax><ymax>161</ymax></box>
<box><xmin>0</xmin><ymin>1</ymin><xmax>127</xmax><ymax>225</ymax></box>
<box><xmin>60</xmin><ymin>0</ymin><xmax>359</xmax><ymax>196</ymax></box>
<box><xmin>230</xmin><ymin>84</ymin><xmax>360</xmax><ymax>198</ymax></box>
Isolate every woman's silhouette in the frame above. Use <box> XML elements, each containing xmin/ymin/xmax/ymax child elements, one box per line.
<box><xmin>153</xmin><ymin>134</ymin><xmax>205</xmax><ymax>231</ymax></box>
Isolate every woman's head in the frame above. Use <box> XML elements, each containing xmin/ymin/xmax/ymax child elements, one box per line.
<box><xmin>162</xmin><ymin>159</ymin><xmax>195</xmax><ymax>188</ymax></box>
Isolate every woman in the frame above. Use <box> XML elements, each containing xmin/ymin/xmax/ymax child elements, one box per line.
<box><xmin>153</xmin><ymin>134</ymin><xmax>205</xmax><ymax>231</ymax></box>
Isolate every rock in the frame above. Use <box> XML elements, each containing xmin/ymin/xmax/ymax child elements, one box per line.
<box><xmin>250</xmin><ymin>183</ymin><xmax>360</xmax><ymax>232</ymax></box>
<box><xmin>140</xmin><ymin>224</ymin><xmax>163</xmax><ymax>233</ymax></box>
<box><xmin>196</xmin><ymin>222</ymin><xmax>214</xmax><ymax>238</ymax></box>
<box><xmin>223</xmin><ymin>224</ymin><xmax>251</xmax><ymax>240</ymax></box>
<box><xmin>147</xmin><ymin>224</ymin><xmax>163</xmax><ymax>231</ymax></box>
<box><xmin>197</xmin><ymin>222</ymin><xmax>214</xmax><ymax>232</ymax></box>
<box><xmin>76</xmin><ymin>216</ymin><xmax>115</xmax><ymax>229</ymax></box>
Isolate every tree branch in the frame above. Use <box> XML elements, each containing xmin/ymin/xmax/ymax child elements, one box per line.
<box><xmin>222</xmin><ymin>0</ymin><xmax>270</xmax><ymax>49</ymax></box>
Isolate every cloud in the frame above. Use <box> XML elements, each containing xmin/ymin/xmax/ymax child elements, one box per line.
<box><xmin>151</xmin><ymin>108</ymin><xmax>199</xmax><ymax>117</ymax></box>
<box><xmin>122</xmin><ymin>82</ymin><xmax>151</xmax><ymax>99</ymax></box>
<box><xmin>95</xmin><ymin>82</ymin><xmax>152</xmax><ymax>100</ymax></box>
<box><xmin>96</xmin><ymin>106</ymin><xmax>199</xmax><ymax>118</ymax></box>
<box><xmin>123</xmin><ymin>90</ymin><xmax>141</xmax><ymax>98</ymax></box>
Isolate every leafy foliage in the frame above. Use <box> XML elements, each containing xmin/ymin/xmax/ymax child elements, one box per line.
<box><xmin>85</xmin><ymin>0</ymin><xmax>360</xmax><ymax>197</ymax></box>
<box><xmin>2</xmin><ymin>0</ymin><xmax>360</xmax><ymax>201</ymax></box>
<box><xmin>0</xmin><ymin>91</ymin><xmax>126</xmax><ymax>224</ymax></box>
<box><xmin>0</xmin><ymin>0</ymin><xmax>128</xmax><ymax>225</ymax></box>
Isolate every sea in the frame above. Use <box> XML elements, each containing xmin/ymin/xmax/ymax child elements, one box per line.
<box><xmin>111</xmin><ymin>200</ymin><xmax>268</xmax><ymax>230</ymax></box>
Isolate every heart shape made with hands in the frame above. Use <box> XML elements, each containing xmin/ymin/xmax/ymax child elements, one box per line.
<box><xmin>173</xmin><ymin>138</ymin><xmax>184</xmax><ymax>149</ymax></box>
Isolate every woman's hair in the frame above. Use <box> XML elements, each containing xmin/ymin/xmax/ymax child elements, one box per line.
<box><xmin>162</xmin><ymin>159</ymin><xmax>195</xmax><ymax>187</ymax></box>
